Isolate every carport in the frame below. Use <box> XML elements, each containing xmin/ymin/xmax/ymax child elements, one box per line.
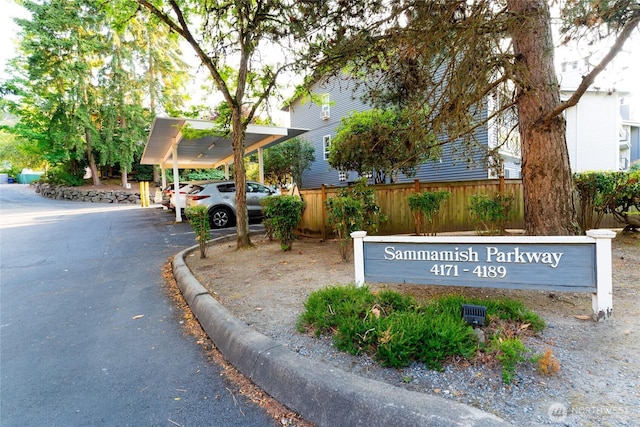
<box><xmin>141</xmin><ymin>116</ymin><xmax>307</xmax><ymax>222</ymax></box>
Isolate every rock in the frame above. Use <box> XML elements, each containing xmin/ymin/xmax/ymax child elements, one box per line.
<box><xmin>33</xmin><ymin>183</ymin><xmax>140</xmax><ymax>205</ymax></box>
<box><xmin>472</xmin><ymin>327</ymin><xmax>486</xmax><ymax>344</ymax></box>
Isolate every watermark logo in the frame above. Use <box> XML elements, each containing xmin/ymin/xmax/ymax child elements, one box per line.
<box><xmin>548</xmin><ymin>402</ymin><xmax>568</xmax><ymax>422</ymax></box>
<box><xmin>548</xmin><ymin>402</ymin><xmax>630</xmax><ymax>422</ymax></box>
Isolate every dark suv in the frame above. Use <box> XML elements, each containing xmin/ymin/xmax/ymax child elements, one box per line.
<box><xmin>186</xmin><ymin>181</ymin><xmax>277</xmax><ymax>228</ymax></box>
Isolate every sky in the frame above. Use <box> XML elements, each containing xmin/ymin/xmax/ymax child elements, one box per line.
<box><xmin>0</xmin><ymin>1</ymin><xmax>27</xmax><ymax>77</ymax></box>
<box><xmin>1</xmin><ymin>1</ymin><xmax>638</xmax><ymax>121</ymax></box>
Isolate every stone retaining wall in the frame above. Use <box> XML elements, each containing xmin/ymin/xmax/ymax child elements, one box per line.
<box><xmin>33</xmin><ymin>182</ymin><xmax>141</xmax><ymax>204</ymax></box>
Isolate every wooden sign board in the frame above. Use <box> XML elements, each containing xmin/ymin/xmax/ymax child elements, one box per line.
<box><xmin>351</xmin><ymin>230</ymin><xmax>616</xmax><ymax>321</ymax></box>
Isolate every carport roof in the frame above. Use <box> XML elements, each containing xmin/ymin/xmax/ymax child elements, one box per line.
<box><xmin>141</xmin><ymin>117</ymin><xmax>307</xmax><ymax>169</ymax></box>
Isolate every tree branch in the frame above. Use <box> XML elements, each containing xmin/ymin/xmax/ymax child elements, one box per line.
<box><xmin>545</xmin><ymin>15</ymin><xmax>640</xmax><ymax>122</ymax></box>
<box><xmin>136</xmin><ymin>0</ymin><xmax>234</xmax><ymax>105</ymax></box>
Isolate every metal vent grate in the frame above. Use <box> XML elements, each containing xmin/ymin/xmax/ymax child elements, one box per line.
<box><xmin>462</xmin><ymin>304</ymin><xmax>487</xmax><ymax>327</ymax></box>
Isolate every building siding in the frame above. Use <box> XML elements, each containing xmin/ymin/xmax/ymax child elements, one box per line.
<box><xmin>288</xmin><ymin>76</ymin><xmax>494</xmax><ymax>189</ymax></box>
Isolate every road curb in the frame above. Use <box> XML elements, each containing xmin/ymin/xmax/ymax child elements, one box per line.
<box><xmin>173</xmin><ymin>236</ymin><xmax>512</xmax><ymax>427</ymax></box>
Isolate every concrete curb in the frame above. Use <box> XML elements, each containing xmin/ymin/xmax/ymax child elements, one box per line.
<box><xmin>173</xmin><ymin>236</ymin><xmax>512</xmax><ymax>427</ymax></box>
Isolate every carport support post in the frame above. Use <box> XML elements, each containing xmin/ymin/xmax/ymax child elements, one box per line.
<box><xmin>172</xmin><ymin>143</ymin><xmax>182</xmax><ymax>223</ymax></box>
<box><xmin>258</xmin><ymin>147</ymin><xmax>264</xmax><ymax>184</ymax></box>
<box><xmin>351</xmin><ymin>231</ymin><xmax>367</xmax><ymax>287</ymax></box>
<box><xmin>587</xmin><ymin>229</ymin><xmax>616</xmax><ymax>321</ymax></box>
<box><xmin>161</xmin><ymin>167</ymin><xmax>167</xmax><ymax>192</ymax></box>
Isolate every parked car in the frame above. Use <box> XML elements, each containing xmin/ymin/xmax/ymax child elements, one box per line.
<box><xmin>186</xmin><ymin>180</ymin><xmax>277</xmax><ymax>228</ymax></box>
<box><xmin>162</xmin><ymin>181</ymin><xmax>206</xmax><ymax>211</ymax></box>
<box><xmin>161</xmin><ymin>182</ymin><xmax>187</xmax><ymax>209</ymax></box>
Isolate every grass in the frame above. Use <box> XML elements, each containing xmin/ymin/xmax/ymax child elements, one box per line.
<box><xmin>298</xmin><ymin>284</ymin><xmax>546</xmax><ymax>382</ymax></box>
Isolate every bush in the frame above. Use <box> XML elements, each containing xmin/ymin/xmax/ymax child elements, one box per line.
<box><xmin>185</xmin><ymin>205</ymin><xmax>210</xmax><ymax>258</ymax></box>
<box><xmin>407</xmin><ymin>190</ymin><xmax>450</xmax><ymax>236</ymax></box>
<box><xmin>325</xmin><ymin>178</ymin><xmax>386</xmax><ymax>261</ymax></box>
<box><xmin>41</xmin><ymin>166</ymin><xmax>85</xmax><ymax>186</ymax></box>
<box><xmin>574</xmin><ymin>169</ymin><xmax>640</xmax><ymax>233</ymax></box>
<box><xmin>184</xmin><ymin>168</ymin><xmax>225</xmax><ymax>181</ymax></box>
<box><xmin>298</xmin><ymin>285</ymin><xmax>545</xmax><ymax>379</ymax></box>
<box><xmin>325</xmin><ymin>195</ymin><xmax>364</xmax><ymax>261</ymax></box>
<box><xmin>261</xmin><ymin>195</ymin><xmax>305</xmax><ymax>251</ymax></box>
<box><xmin>297</xmin><ymin>284</ymin><xmax>375</xmax><ymax>336</ymax></box>
<box><xmin>469</xmin><ymin>193</ymin><xmax>514</xmax><ymax>235</ymax></box>
<box><xmin>574</xmin><ymin>171</ymin><xmax>624</xmax><ymax>231</ymax></box>
<box><xmin>493</xmin><ymin>337</ymin><xmax>527</xmax><ymax>384</ymax></box>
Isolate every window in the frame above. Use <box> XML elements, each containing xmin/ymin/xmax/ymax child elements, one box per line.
<box><xmin>321</xmin><ymin>93</ymin><xmax>330</xmax><ymax>120</ymax></box>
<box><xmin>217</xmin><ymin>183</ymin><xmax>236</xmax><ymax>193</ymax></box>
<box><xmin>338</xmin><ymin>171</ymin><xmax>347</xmax><ymax>182</ymax></box>
<box><xmin>323</xmin><ymin>135</ymin><xmax>332</xmax><ymax>160</ymax></box>
<box><xmin>619</xmin><ymin>126</ymin><xmax>630</xmax><ymax>142</ymax></box>
<box><xmin>247</xmin><ymin>182</ymin><xmax>273</xmax><ymax>193</ymax></box>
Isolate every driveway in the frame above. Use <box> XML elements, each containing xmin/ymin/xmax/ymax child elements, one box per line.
<box><xmin>0</xmin><ymin>184</ymin><xmax>276</xmax><ymax>426</ymax></box>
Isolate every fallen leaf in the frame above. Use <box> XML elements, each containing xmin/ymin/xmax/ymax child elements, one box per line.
<box><xmin>132</xmin><ymin>315</ymin><xmax>144</xmax><ymax>320</ymax></box>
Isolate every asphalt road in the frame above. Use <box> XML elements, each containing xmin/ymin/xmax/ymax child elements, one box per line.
<box><xmin>0</xmin><ymin>184</ymin><xmax>276</xmax><ymax>427</ymax></box>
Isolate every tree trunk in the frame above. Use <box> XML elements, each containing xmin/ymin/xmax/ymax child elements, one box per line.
<box><xmin>507</xmin><ymin>0</ymin><xmax>578</xmax><ymax>235</ymax></box>
<box><xmin>231</xmin><ymin>111</ymin><xmax>252</xmax><ymax>248</ymax></box>
<box><xmin>84</xmin><ymin>128</ymin><xmax>101</xmax><ymax>186</ymax></box>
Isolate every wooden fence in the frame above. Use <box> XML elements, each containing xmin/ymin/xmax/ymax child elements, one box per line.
<box><xmin>296</xmin><ymin>179</ymin><xmax>524</xmax><ymax>238</ymax></box>
<box><xmin>295</xmin><ymin>178</ymin><xmax>622</xmax><ymax>238</ymax></box>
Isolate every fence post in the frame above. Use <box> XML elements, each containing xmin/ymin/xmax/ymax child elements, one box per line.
<box><xmin>586</xmin><ymin>229</ymin><xmax>616</xmax><ymax>321</ymax></box>
<box><xmin>351</xmin><ymin>231</ymin><xmax>367</xmax><ymax>286</ymax></box>
<box><xmin>321</xmin><ymin>184</ymin><xmax>327</xmax><ymax>241</ymax></box>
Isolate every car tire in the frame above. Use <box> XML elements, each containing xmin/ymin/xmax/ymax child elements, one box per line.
<box><xmin>209</xmin><ymin>206</ymin><xmax>234</xmax><ymax>228</ymax></box>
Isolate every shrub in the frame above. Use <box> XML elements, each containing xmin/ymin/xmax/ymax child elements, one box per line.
<box><xmin>493</xmin><ymin>337</ymin><xmax>527</xmax><ymax>383</ymax></box>
<box><xmin>469</xmin><ymin>193</ymin><xmax>514</xmax><ymax>235</ymax></box>
<box><xmin>325</xmin><ymin>196</ymin><xmax>363</xmax><ymax>261</ymax></box>
<box><xmin>407</xmin><ymin>190</ymin><xmax>450</xmax><ymax>235</ymax></box>
<box><xmin>297</xmin><ymin>284</ymin><xmax>375</xmax><ymax>337</ymax></box>
<box><xmin>185</xmin><ymin>205</ymin><xmax>210</xmax><ymax>258</ymax></box>
<box><xmin>374</xmin><ymin>289</ymin><xmax>419</xmax><ymax>314</ymax></box>
<box><xmin>42</xmin><ymin>166</ymin><xmax>85</xmax><ymax>186</ymax></box>
<box><xmin>573</xmin><ymin>169</ymin><xmax>640</xmax><ymax>233</ymax></box>
<box><xmin>261</xmin><ymin>195</ymin><xmax>305</xmax><ymax>251</ymax></box>
<box><xmin>537</xmin><ymin>348</ymin><xmax>561</xmax><ymax>376</ymax></box>
<box><xmin>574</xmin><ymin>171</ymin><xmax>624</xmax><ymax>231</ymax></box>
<box><xmin>298</xmin><ymin>285</ymin><xmax>544</xmax><ymax>379</ymax></box>
<box><xmin>185</xmin><ymin>168</ymin><xmax>225</xmax><ymax>181</ymax></box>
<box><xmin>482</xmin><ymin>298</ymin><xmax>546</xmax><ymax>332</ymax></box>
<box><xmin>429</xmin><ymin>294</ymin><xmax>545</xmax><ymax>332</ymax></box>
<box><xmin>325</xmin><ymin>178</ymin><xmax>386</xmax><ymax>261</ymax></box>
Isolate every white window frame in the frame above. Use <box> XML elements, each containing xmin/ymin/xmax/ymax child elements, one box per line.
<box><xmin>321</xmin><ymin>93</ymin><xmax>330</xmax><ymax>120</ymax></box>
<box><xmin>323</xmin><ymin>134</ymin><xmax>332</xmax><ymax>160</ymax></box>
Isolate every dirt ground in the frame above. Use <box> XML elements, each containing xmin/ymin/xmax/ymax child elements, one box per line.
<box><xmin>186</xmin><ymin>232</ymin><xmax>639</xmax><ymax>334</ymax></box>
<box><xmin>185</xmin><ymin>231</ymin><xmax>640</xmax><ymax>425</ymax></box>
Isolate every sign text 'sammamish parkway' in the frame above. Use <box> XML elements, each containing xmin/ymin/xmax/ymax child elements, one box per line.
<box><xmin>351</xmin><ymin>230</ymin><xmax>616</xmax><ymax>321</ymax></box>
